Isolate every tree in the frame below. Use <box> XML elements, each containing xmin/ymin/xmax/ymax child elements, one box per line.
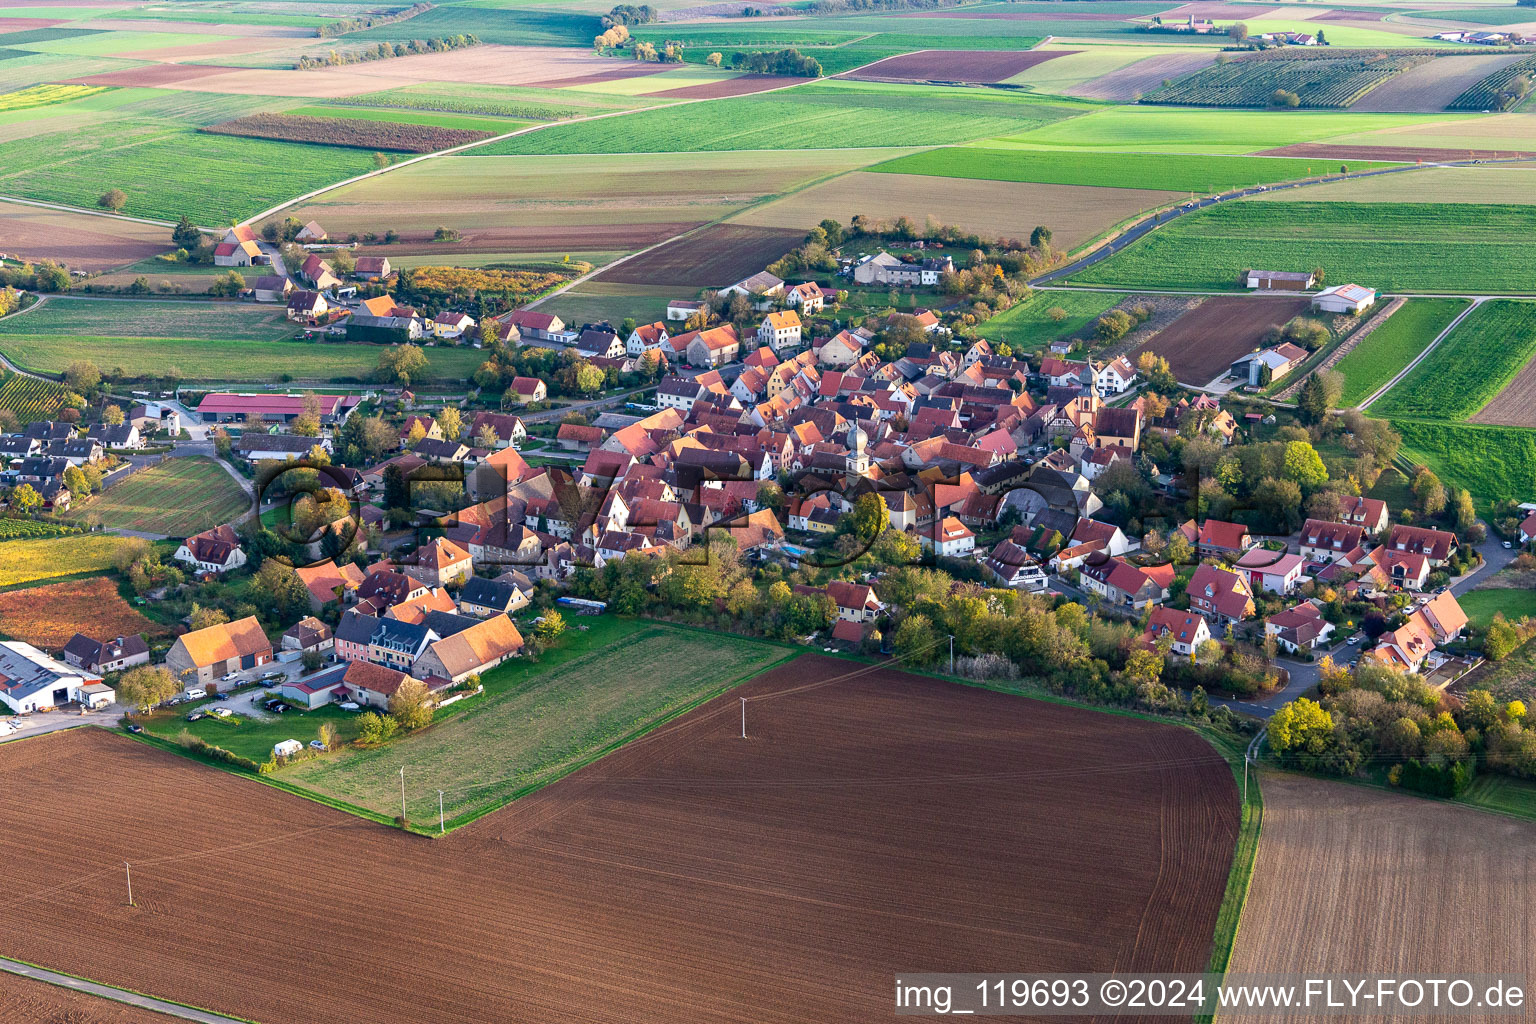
<box><xmin>172</xmin><ymin>215</ymin><xmax>202</xmax><ymax>250</ymax></box>
<box><xmin>376</xmin><ymin>344</ymin><xmax>428</xmax><ymax>386</ymax></box>
<box><xmin>1269</xmin><ymin>697</ymin><xmax>1333</xmax><ymax>756</ymax></box>
<box><xmin>389</xmin><ymin>677</ymin><xmax>436</xmax><ymax>731</ymax></box>
<box><xmin>292</xmin><ymin>412</ymin><xmax>321</xmax><ymax>437</ymax></box>
<box><xmin>1136</xmin><ymin>351</ymin><xmax>1176</xmax><ymax>393</ymax></box>
<box><xmin>63</xmin><ymin>360</ymin><xmax>101</xmax><ymax>393</ymax></box>
<box><xmin>1227</xmin><ymin>20</ymin><xmax>1248</xmax><ymax>41</ymax></box>
<box><xmin>62</xmin><ymin>464</ymin><xmax>90</xmax><ymax>500</ymax></box>
<box><xmin>1484</xmin><ymin>613</ymin><xmax>1521</xmax><ymax>661</ymax></box>
<box><xmin>117</xmin><ymin>665</ymin><xmax>180</xmax><ymax>713</ymax></box>
<box><xmin>188</xmin><ymin>603</ymin><xmax>230</xmax><ymax>631</ymax></box>
<box><xmin>1296</xmin><ymin>373</ymin><xmax>1330</xmax><ymax>425</ymax></box>
<box><xmin>97</xmin><ymin>188</ymin><xmax>127</xmax><ymax>212</ymax></box>
<box><xmin>893</xmin><ymin>613</ymin><xmax>939</xmax><ymax>667</ymax></box>
<box><xmin>533</xmin><ymin>609</ymin><xmax>566</xmax><ymax>645</ymax></box>
<box><xmin>250</xmin><ymin>559</ymin><xmax>312</xmax><ymax>621</ymax></box>
<box><xmin>1412</xmin><ymin>467</ymin><xmax>1445</xmax><ymax>517</ymax></box>
<box><xmin>850</xmin><ymin>491</ymin><xmax>889</xmax><ymax>541</ymax></box>
<box><xmin>575</xmin><ymin>362</ymin><xmax>605</xmax><ymax>394</ymax></box>
<box><xmin>357</xmin><ymin>710</ymin><xmax>398</xmax><ymax>744</ymax></box>
<box><xmin>9</xmin><ymin>483</ymin><xmax>41</xmax><ymax>514</ymax></box>
<box><xmin>706</xmin><ymin>51</ymin><xmax>722</xmax><ymax>66</ymax></box>
<box><xmin>301</xmin><ymin>648</ymin><xmax>324</xmax><ymax>673</ymax></box>
<box><xmin>102</xmin><ymin>404</ymin><xmax>125</xmax><ymax>427</ymax></box>
<box><xmin>1282</xmin><ymin>440</ymin><xmax>1328</xmax><ymax>490</ymax></box>
<box><xmin>475</xmin><ymin>423</ymin><xmax>499</xmax><ymax>450</ymax></box>
<box><xmin>436</xmin><ymin>405</ymin><xmax>462</xmax><ymax>441</ymax></box>
<box><xmin>1029</xmin><ymin>225</ymin><xmax>1053</xmax><ymax>249</ymax></box>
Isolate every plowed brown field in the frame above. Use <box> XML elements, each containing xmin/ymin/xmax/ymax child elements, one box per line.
<box><xmin>1471</xmin><ymin>352</ymin><xmax>1536</xmax><ymax>427</ymax></box>
<box><xmin>1135</xmin><ymin>295</ymin><xmax>1309</xmax><ymax>386</ymax></box>
<box><xmin>0</xmin><ymin>971</ymin><xmax>169</xmax><ymax>1024</ymax></box>
<box><xmin>846</xmin><ymin>48</ymin><xmax>1071</xmax><ymax>84</ymax></box>
<box><xmin>0</xmin><ymin>199</ymin><xmax>170</xmax><ymax>271</ymax></box>
<box><xmin>1226</xmin><ymin>771</ymin><xmax>1536</xmax><ymax>1023</ymax></box>
<box><xmin>0</xmin><ymin>658</ymin><xmax>1238</xmax><ymax>1024</ymax></box>
<box><xmin>592</xmin><ymin>223</ymin><xmax>803</xmax><ymax>287</ymax></box>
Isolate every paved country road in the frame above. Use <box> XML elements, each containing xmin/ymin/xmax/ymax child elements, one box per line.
<box><xmin>0</xmin><ymin>957</ymin><xmax>246</xmax><ymax>1023</ymax></box>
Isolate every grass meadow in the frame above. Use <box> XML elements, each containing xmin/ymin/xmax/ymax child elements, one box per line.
<box><xmin>1458</xmin><ymin>589</ymin><xmax>1536</xmax><ymax>630</ymax></box>
<box><xmin>0</xmin><ymin>534</ymin><xmax>135</xmax><ymax>589</ymax></box>
<box><xmin>1395</xmin><ymin>420</ymin><xmax>1536</xmax><ymax>511</ymax></box>
<box><xmin>1335</xmin><ymin>298</ymin><xmax>1469</xmax><ymax>408</ymax></box>
<box><xmin>281</xmin><ymin>618</ymin><xmax>794</xmax><ymax>827</ymax></box>
<box><xmin>0</xmin><ymin>299</ymin><xmax>295</xmax><ymax>340</ymax></box>
<box><xmin>976</xmin><ymin>290</ymin><xmax>1127</xmax><ymax>353</ymax></box>
<box><xmin>1373</xmin><ymin>300</ymin><xmax>1536</xmax><ymax>421</ymax></box>
<box><xmin>68</xmin><ymin>458</ymin><xmax>249</xmax><ymax>536</ymax></box>
<box><xmin>871</xmin><ymin>147</ymin><xmax>1401</xmax><ymax>192</ymax></box>
<box><xmin>1071</xmin><ymin>202</ymin><xmax>1536</xmax><ymax>293</ymax></box>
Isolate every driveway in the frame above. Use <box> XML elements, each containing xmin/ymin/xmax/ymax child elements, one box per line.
<box><xmin>0</xmin><ymin>703</ymin><xmax>124</xmax><ymax>744</ymax></box>
<box><xmin>1211</xmin><ymin>640</ymin><xmax>1365</xmax><ymax>719</ymax></box>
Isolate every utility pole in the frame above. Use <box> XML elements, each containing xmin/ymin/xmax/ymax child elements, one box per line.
<box><xmin>740</xmin><ymin>697</ymin><xmax>747</xmax><ymax>740</ymax></box>
<box><xmin>398</xmin><ymin>766</ymin><xmax>406</xmax><ymax>824</ymax></box>
<box><xmin>438</xmin><ymin>789</ymin><xmax>445</xmax><ymax>834</ymax></box>
<box><xmin>1243</xmin><ymin>753</ymin><xmax>1250</xmax><ymax>807</ymax></box>
<box><xmin>124</xmin><ymin>862</ymin><xmax>133</xmax><ymax>907</ymax></box>
<box><xmin>948</xmin><ymin>634</ymin><xmax>955</xmax><ymax>675</ymax></box>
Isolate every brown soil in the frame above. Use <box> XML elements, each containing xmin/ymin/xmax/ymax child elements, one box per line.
<box><xmin>0</xmin><ymin>658</ymin><xmax>1238</xmax><ymax>1024</ymax></box>
<box><xmin>0</xmin><ymin>16</ymin><xmax>63</xmax><ymax>29</ymax></box>
<box><xmin>593</xmin><ymin>223</ymin><xmax>805</xmax><ymax>287</ymax></box>
<box><xmin>1258</xmin><ymin>142</ymin><xmax>1536</xmax><ymax>161</ymax></box>
<box><xmin>1067</xmin><ymin>50</ymin><xmax>1222</xmax><ymax>100</ymax></box>
<box><xmin>525</xmin><ymin>65</ymin><xmax>671</xmax><ymax>89</ymax></box>
<box><xmin>844</xmin><ymin>48</ymin><xmax>1073</xmax><ymax>84</ymax></box>
<box><xmin>62</xmin><ymin>63</ymin><xmax>243</xmax><ymax>87</ymax></box>
<box><xmin>0</xmin><ymin>199</ymin><xmax>170</xmax><ymax>272</ymax></box>
<box><xmin>647</xmin><ymin>73</ymin><xmax>804</xmax><ymax>99</ymax></box>
<box><xmin>1157</xmin><ymin>2</ymin><xmax>1281</xmax><ymax>18</ymax></box>
<box><xmin>1471</xmin><ymin>352</ymin><xmax>1536</xmax><ymax>427</ymax></box>
<box><xmin>0</xmin><ymin>971</ymin><xmax>171</xmax><ymax>1024</ymax></box>
<box><xmin>1134</xmin><ymin>295</ymin><xmax>1310</xmax><ymax>386</ymax></box>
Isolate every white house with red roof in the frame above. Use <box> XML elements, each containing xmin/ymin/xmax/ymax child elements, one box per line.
<box><xmin>1196</xmin><ymin>519</ymin><xmax>1254</xmax><ymax>559</ymax></box>
<box><xmin>1337</xmin><ymin>495</ymin><xmax>1389</xmax><ymax>534</ymax></box>
<box><xmin>1187</xmin><ymin>564</ymin><xmax>1255</xmax><ymax>625</ymax></box>
<box><xmin>919</xmin><ymin>515</ymin><xmax>975</xmax><ymax>558</ymax></box>
<box><xmin>1143</xmin><ymin>607</ymin><xmax>1211</xmax><ymax>656</ymax></box>
<box><xmin>1234</xmin><ymin>547</ymin><xmax>1307</xmax><ymax>595</ymax></box>
<box><xmin>1265</xmin><ymin>602</ymin><xmax>1334</xmax><ymax>654</ymax></box>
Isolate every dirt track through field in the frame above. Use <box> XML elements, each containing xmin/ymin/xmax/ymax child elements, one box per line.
<box><xmin>1227</xmin><ymin>771</ymin><xmax>1536</xmax><ymax>1023</ymax></box>
<box><xmin>1134</xmin><ymin>295</ymin><xmax>1309</xmax><ymax>387</ymax></box>
<box><xmin>0</xmin><ymin>658</ymin><xmax>1237</xmax><ymax>1024</ymax></box>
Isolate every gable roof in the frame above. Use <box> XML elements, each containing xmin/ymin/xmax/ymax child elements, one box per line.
<box><xmin>175</xmin><ymin>615</ymin><xmax>270</xmax><ymax>668</ymax></box>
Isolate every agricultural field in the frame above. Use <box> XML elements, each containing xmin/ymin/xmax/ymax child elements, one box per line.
<box><xmin>0</xmin><ymin>518</ymin><xmax>73</xmax><ymax>541</ymax></box>
<box><xmin>203</xmin><ymin>111</ymin><xmax>494</xmax><ymax>152</ymax></box>
<box><xmin>0</xmin><ymin>80</ymin><xmax>105</xmax><ymax>110</ymax></box>
<box><xmin>0</xmin><ymin>534</ymin><xmax>134</xmax><ymax>589</ymax></box>
<box><xmin>480</xmin><ymin>81</ymin><xmax>1090</xmax><ymax>155</ymax></box>
<box><xmin>1333</xmin><ymin>297</ymin><xmax>1468</xmax><ymax>407</ymax></box>
<box><xmin>731</xmin><ymin>171</ymin><xmax>1178</xmax><ymax>251</ymax></box>
<box><xmin>68</xmin><ymin>458</ymin><xmax>249</xmax><ymax>536</ymax></box>
<box><xmin>0</xmin><ymin>333</ymin><xmax>485</xmax><ymax>384</ymax></box>
<box><xmin>275</xmin><ymin>148</ymin><xmax>896</xmax><ymax>252</ymax></box>
<box><xmin>976</xmin><ymin>289</ymin><xmax>1129</xmax><ymax>353</ymax></box>
<box><xmin>0</xmin><ymin>969</ymin><xmax>169</xmax><ymax>1024</ymax></box>
<box><xmin>0</xmin><ymin>298</ymin><xmax>294</xmax><ymax>340</ymax></box>
<box><xmin>1448</xmin><ymin>54</ymin><xmax>1536</xmax><ymax>112</ymax></box>
<box><xmin>870</xmin><ymin>147</ymin><xmax>1401</xmax><ymax>192</ymax></box>
<box><xmin>1071</xmin><ymin>201</ymin><xmax>1536</xmax><ymax>293</ymax></box>
<box><xmin>0</xmin><ymin>659</ymin><xmax>1237</xmax><ymax>1023</ymax></box>
<box><xmin>1395</xmin><ymin>420</ymin><xmax>1536</xmax><ymax>510</ymax></box>
<box><xmin>0</xmin><ymin>371</ymin><xmax>69</xmax><ymax>423</ymax></box>
<box><xmin>0</xmin><ymin>575</ymin><xmax>168</xmax><ymax>650</ymax></box>
<box><xmin>846</xmin><ymin>48</ymin><xmax>1068</xmax><ymax>85</ymax></box>
<box><xmin>1227</xmin><ymin>769</ymin><xmax>1534</xmax><ymax>1021</ymax></box>
<box><xmin>1144</xmin><ymin>52</ymin><xmax>1430</xmax><ymax>109</ymax></box>
<box><xmin>0</xmin><ymin>196</ymin><xmax>171</xmax><ymax>272</ymax></box>
<box><xmin>1351</xmin><ymin>51</ymin><xmax>1532</xmax><ymax>113</ymax></box>
<box><xmin>1133</xmin><ymin>295</ymin><xmax>1310</xmax><ymax>386</ymax></box>
<box><xmin>1316</xmin><ymin>110</ymin><xmax>1536</xmax><ymax>154</ymax></box>
<box><xmin>313</xmin><ymin>81</ymin><xmax>650</xmax><ymax>119</ymax></box>
<box><xmin>589</xmin><ymin>224</ymin><xmax>804</xmax><ymax>289</ymax></box>
<box><xmin>1248</xmin><ymin>164</ymin><xmax>1536</xmax><ymax>204</ymax></box>
<box><xmin>287</xmin><ymin>103</ymin><xmax>529</xmax><ymax>134</ymax></box>
<box><xmin>1058</xmin><ymin>48</ymin><xmax>1221</xmax><ymax>100</ymax></box>
<box><xmin>1373</xmin><ymin>300</ymin><xmax>1536</xmax><ymax>420</ymax></box>
<box><xmin>284</xmin><ymin>620</ymin><xmax>790</xmax><ymax>824</ymax></box>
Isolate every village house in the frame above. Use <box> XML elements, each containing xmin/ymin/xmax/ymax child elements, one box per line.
<box><xmin>506</xmin><ymin>376</ymin><xmax>547</xmax><ymax>405</ymax></box>
<box><xmin>281</xmin><ymin>616</ymin><xmax>333</xmax><ymax>656</ymax></box>
<box><xmin>1299</xmin><ymin>519</ymin><xmax>1368</xmax><ymax>563</ymax></box>
<box><xmin>174</xmin><ymin>524</ymin><xmax>246</xmax><ymax>576</ymax></box>
<box><xmin>1197</xmin><ymin>519</ymin><xmax>1254</xmax><ymax>559</ymax></box>
<box><xmin>1143</xmin><ymin>608</ymin><xmax>1211</xmax><ymax>656</ymax></box>
<box><xmin>1079</xmin><ymin>557</ymin><xmax>1175</xmax><ymax>610</ymax></box>
<box><xmin>1366</xmin><ymin>592</ymin><xmax>1469</xmax><ymax>673</ymax></box>
<box><xmin>786</xmin><ymin>281</ymin><xmax>825</xmax><ymax>312</ymax></box>
<box><xmin>1337</xmin><ymin>495</ymin><xmax>1389</xmax><ymax>533</ymax></box>
<box><xmin>1234</xmin><ymin>547</ymin><xmax>1307</xmax><ymax>595</ymax></box>
<box><xmin>61</xmin><ymin>633</ymin><xmax>150</xmax><ymax>675</ymax></box>
<box><xmin>852</xmin><ymin>250</ymin><xmax>953</xmax><ymax>287</ymax></box>
<box><xmin>164</xmin><ymin>616</ymin><xmax>273</xmax><ymax>687</ymax></box>
<box><xmin>984</xmin><ymin>539</ymin><xmax>1049</xmax><ymax>591</ymax></box>
<box><xmin>1385</xmin><ymin>524</ymin><xmax>1458</xmax><ymax>567</ymax></box>
<box><xmin>354</xmin><ymin>255</ymin><xmax>391</xmax><ymax>280</ymax></box>
<box><xmin>251</xmin><ymin>275</ymin><xmax>291</xmax><ymax>303</ymax></box>
<box><xmin>721</xmin><ymin>271</ymin><xmax>785</xmax><ymax>307</ymax></box>
<box><xmin>295</xmin><ymin>559</ymin><xmax>366</xmax><ymax>611</ymax></box>
<box><xmin>502</xmin><ymin>309</ymin><xmax>571</xmax><ymax>344</ymax></box>
<box><xmin>457</xmin><ymin>576</ymin><xmax>531</xmax><ymax>618</ymax></box>
<box><xmin>758</xmin><ymin>310</ymin><xmax>802</xmax><ymax>353</ymax></box>
<box><xmin>919</xmin><ymin>515</ymin><xmax>975</xmax><ymax>558</ymax></box>
<box><xmin>401</xmin><ymin>537</ymin><xmax>474</xmax><ymax>588</ymax></box>
<box><xmin>1265</xmin><ymin>603</ymin><xmax>1334</xmax><ymax>655</ymax></box>
<box><xmin>410</xmin><ymin>614</ymin><xmax>524</xmax><ymax>684</ymax></box>
<box><xmin>626</xmin><ymin>321</ymin><xmax>670</xmax><ymax>356</ymax></box>
<box><xmin>685</xmin><ymin>325</ymin><xmax>741</xmax><ymax>368</ymax></box>
<box><xmin>1187</xmin><ymin>564</ymin><xmax>1255</xmax><ymax>625</ymax></box>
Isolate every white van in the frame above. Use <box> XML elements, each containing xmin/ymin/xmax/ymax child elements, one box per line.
<box><xmin>184</xmin><ymin>688</ymin><xmax>208</xmax><ymax>701</ymax></box>
<box><xmin>272</xmin><ymin>739</ymin><xmax>303</xmax><ymax>758</ymax></box>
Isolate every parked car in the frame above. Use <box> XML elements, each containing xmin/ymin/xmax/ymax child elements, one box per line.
<box><xmin>1347</xmin><ymin>636</ymin><xmax>1361</xmax><ymax>645</ymax></box>
<box><xmin>260</xmin><ymin>670</ymin><xmax>286</xmax><ymax>683</ymax></box>
<box><xmin>338</xmin><ymin>701</ymin><xmax>361</xmax><ymax>712</ymax></box>
<box><xmin>212</xmin><ymin>692</ymin><xmax>230</xmax><ymax>701</ymax></box>
<box><xmin>185</xmin><ymin>688</ymin><xmax>207</xmax><ymax>701</ymax></box>
<box><xmin>1504</xmin><ymin>540</ymin><xmax>1513</xmax><ymax>549</ymax></box>
<box><xmin>186</xmin><ymin>712</ymin><xmax>205</xmax><ymax>722</ymax></box>
<box><xmin>219</xmin><ymin>672</ymin><xmax>240</xmax><ymax>683</ymax></box>
<box><xmin>125</xmin><ymin>723</ymin><xmax>143</xmax><ymax>734</ymax></box>
<box><xmin>309</xmin><ymin>739</ymin><xmax>328</xmax><ymax>751</ymax></box>
<box><xmin>210</xmin><ymin>708</ymin><xmax>233</xmax><ymax>719</ymax></box>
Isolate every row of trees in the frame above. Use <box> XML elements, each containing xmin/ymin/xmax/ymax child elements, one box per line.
<box><xmin>296</xmin><ymin>34</ymin><xmax>479</xmax><ymax>69</ymax></box>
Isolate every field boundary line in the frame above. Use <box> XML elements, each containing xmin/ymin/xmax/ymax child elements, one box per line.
<box><xmin>0</xmin><ymin>954</ymin><xmax>255</xmax><ymax>1023</ymax></box>
<box><xmin>1358</xmin><ymin>296</ymin><xmax>1483</xmax><ymax>411</ymax></box>
<box><xmin>0</xmin><ymin>194</ymin><xmax>179</xmax><ymax>229</ymax></box>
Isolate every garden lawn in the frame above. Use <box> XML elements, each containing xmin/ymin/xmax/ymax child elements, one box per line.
<box><xmin>480</xmin><ymin>81</ymin><xmax>1089</xmax><ymax>155</ymax></box>
<box><xmin>0</xmin><ymin>334</ymin><xmax>485</xmax><ymax>384</ymax></box>
<box><xmin>0</xmin><ymin>298</ymin><xmax>294</xmax><ymax>340</ymax></box>
<box><xmin>1458</xmin><ymin>588</ymin><xmax>1536</xmax><ymax>630</ymax></box>
<box><xmin>977</xmin><ymin>289</ymin><xmax>1126</xmax><ymax>353</ymax></box>
<box><xmin>1071</xmin><ymin>202</ymin><xmax>1536</xmax><ymax>293</ymax></box>
<box><xmin>1394</xmin><ymin>420</ymin><xmax>1536</xmax><ymax>510</ymax></box>
<box><xmin>871</xmin><ymin>147</ymin><xmax>1400</xmax><ymax>192</ymax></box>
<box><xmin>68</xmin><ymin>457</ymin><xmax>248</xmax><ymax>537</ymax></box>
<box><xmin>0</xmin><ymin>534</ymin><xmax>135</xmax><ymax>589</ymax></box>
<box><xmin>1334</xmin><ymin>298</ymin><xmax>1469</xmax><ymax>408</ymax></box>
<box><xmin>985</xmin><ymin>106</ymin><xmax>1470</xmax><ymax>155</ymax></box>
<box><xmin>139</xmin><ymin>701</ymin><xmax>363</xmax><ymax>765</ymax></box>
<box><xmin>281</xmin><ymin>618</ymin><xmax>793</xmax><ymax>827</ymax></box>
<box><xmin>1373</xmin><ymin>300</ymin><xmax>1536</xmax><ymax>420</ymax></box>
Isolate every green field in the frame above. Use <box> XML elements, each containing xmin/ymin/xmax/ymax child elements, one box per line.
<box><xmin>1335</xmin><ymin>298</ymin><xmax>1469</xmax><ymax>408</ymax></box>
<box><xmin>0</xmin><ymin>334</ymin><xmax>485</xmax><ymax>384</ymax></box>
<box><xmin>281</xmin><ymin>618</ymin><xmax>792</xmax><ymax>827</ymax></box>
<box><xmin>1396</xmin><ymin>420</ymin><xmax>1536</xmax><ymax>509</ymax></box>
<box><xmin>139</xmin><ymin>700</ymin><xmax>364</xmax><ymax>765</ymax></box>
<box><xmin>316</xmin><ymin>82</ymin><xmax>645</xmax><ymax>120</ymax></box>
<box><xmin>1144</xmin><ymin>52</ymin><xmax>1430</xmax><ymax>108</ymax></box>
<box><xmin>349</xmin><ymin>5</ymin><xmax>600</xmax><ymax>46</ymax></box>
<box><xmin>1459</xmin><ymin>588</ymin><xmax>1536</xmax><ymax>630</ymax></box>
<box><xmin>976</xmin><ymin>289</ymin><xmax>1126</xmax><ymax>353</ymax></box>
<box><xmin>0</xmin><ymin>299</ymin><xmax>295</xmax><ymax>341</ymax></box>
<box><xmin>1373</xmin><ymin>300</ymin><xmax>1536</xmax><ymax>420</ymax></box>
<box><xmin>0</xmin><ymin>372</ymin><xmax>68</xmax><ymax>422</ymax></box>
<box><xmin>0</xmin><ymin>534</ymin><xmax>135</xmax><ymax>589</ymax></box>
<box><xmin>288</xmin><ymin>104</ymin><xmax>531</xmax><ymax>135</ymax></box>
<box><xmin>481</xmin><ymin>81</ymin><xmax>1089</xmax><ymax>155</ymax></box>
<box><xmin>68</xmin><ymin>457</ymin><xmax>249</xmax><ymax>536</ymax></box>
<box><xmin>985</xmin><ymin>106</ymin><xmax>1471</xmax><ymax>154</ymax></box>
<box><xmin>871</xmin><ymin>146</ymin><xmax>1400</xmax><ymax>192</ymax></box>
<box><xmin>1072</xmin><ymin>202</ymin><xmax>1536</xmax><ymax>293</ymax></box>
<box><xmin>1462</xmin><ymin>774</ymin><xmax>1536</xmax><ymax>821</ymax></box>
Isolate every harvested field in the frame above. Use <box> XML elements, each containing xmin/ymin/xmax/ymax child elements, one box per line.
<box><xmin>1226</xmin><ymin>770</ymin><xmax>1535</xmax><ymax>1023</ymax></box>
<box><xmin>844</xmin><ymin>48</ymin><xmax>1072</xmax><ymax>84</ymax></box>
<box><xmin>0</xmin><ymin>661</ymin><xmax>1237</xmax><ymax>1024</ymax></box>
<box><xmin>0</xmin><ymin>15</ymin><xmax>61</xmax><ymax>29</ymax></box>
<box><xmin>732</xmin><ymin>171</ymin><xmax>1181</xmax><ymax>250</ymax></box>
<box><xmin>646</xmin><ymin>72</ymin><xmax>799</xmax><ymax>99</ymax></box>
<box><xmin>1258</xmin><ymin>141</ymin><xmax>1536</xmax><ymax>161</ymax></box>
<box><xmin>0</xmin><ymin>970</ymin><xmax>170</xmax><ymax>1024</ymax></box>
<box><xmin>1349</xmin><ymin>51</ymin><xmax>1529</xmax><ymax>112</ymax></box>
<box><xmin>1159</xmin><ymin>2</ymin><xmax>1282</xmax><ymax>18</ymax></box>
<box><xmin>1133</xmin><ymin>295</ymin><xmax>1309</xmax><ymax>386</ymax></box>
<box><xmin>1249</xmin><ymin>164</ymin><xmax>1536</xmax><ymax>204</ymax></box>
<box><xmin>64</xmin><ymin>61</ymin><xmax>242</xmax><ymax>87</ymax></box>
<box><xmin>280</xmin><ymin>149</ymin><xmax>894</xmax><ymax>252</ymax></box>
<box><xmin>203</xmin><ymin>111</ymin><xmax>492</xmax><ymax>152</ymax></box>
<box><xmin>1323</xmin><ymin>111</ymin><xmax>1536</xmax><ymax>154</ymax></box>
<box><xmin>0</xmin><ymin>198</ymin><xmax>169</xmax><ymax>271</ymax></box>
<box><xmin>592</xmin><ymin>223</ymin><xmax>803</xmax><ymax>287</ymax></box>
<box><xmin>1473</xmin><ymin>350</ymin><xmax>1536</xmax><ymax>428</ymax></box>
<box><xmin>1066</xmin><ymin>49</ymin><xmax>1221</xmax><ymax>100</ymax></box>
<box><xmin>114</xmin><ymin>34</ymin><xmax>295</xmax><ymax>60</ymax></box>
<box><xmin>525</xmin><ymin>64</ymin><xmax>668</xmax><ymax>89</ymax></box>
<box><xmin>0</xmin><ymin>576</ymin><xmax>169</xmax><ymax>651</ymax></box>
